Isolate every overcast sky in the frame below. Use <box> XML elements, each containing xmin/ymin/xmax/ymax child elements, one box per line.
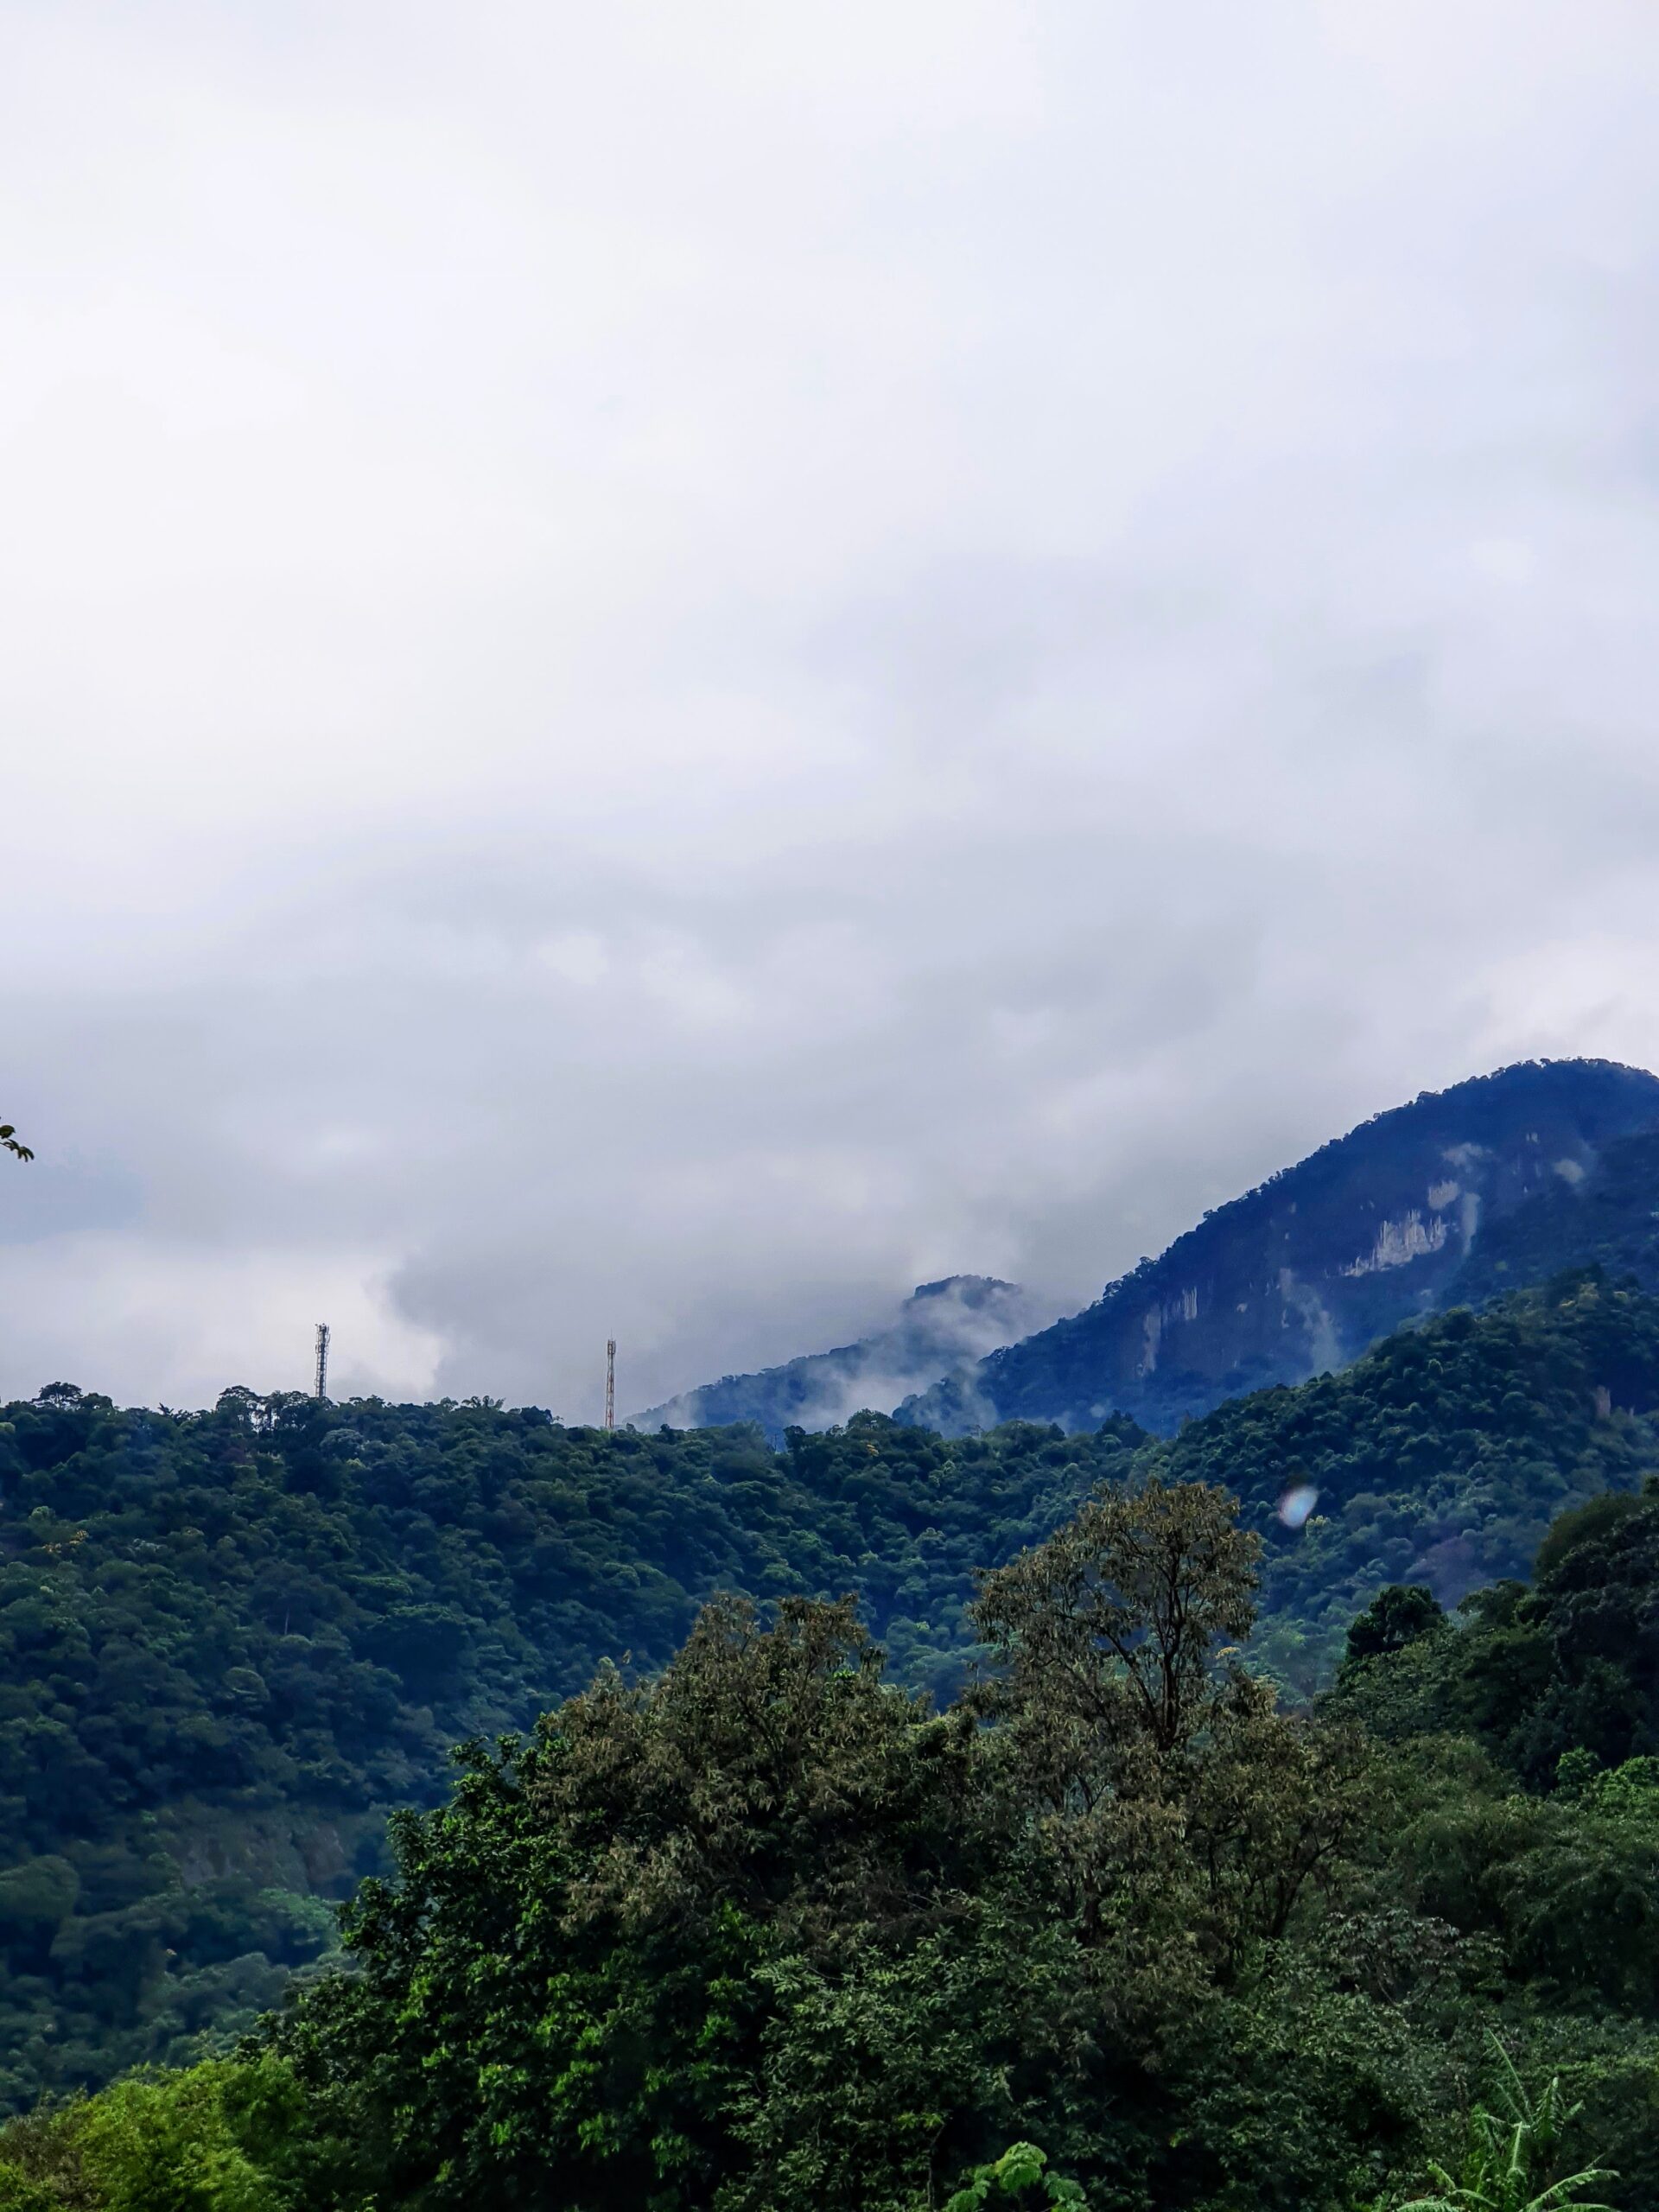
<box><xmin>5</xmin><ymin>1</ymin><xmax>1659</xmax><ymax>1418</ymax></box>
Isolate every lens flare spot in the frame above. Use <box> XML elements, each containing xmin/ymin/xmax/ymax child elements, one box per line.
<box><xmin>1277</xmin><ymin>1484</ymin><xmax>1319</xmax><ymax>1530</ymax></box>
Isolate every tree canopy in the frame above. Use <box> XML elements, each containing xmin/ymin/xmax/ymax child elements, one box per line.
<box><xmin>3</xmin><ymin>1469</ymin><xmax>1657</xmax><ymax>2208</ymax></box>
<box><xmin>1</xmin><ymin>1281</ymin><xmax>1659</xmax><ymax>2199</ymax></box>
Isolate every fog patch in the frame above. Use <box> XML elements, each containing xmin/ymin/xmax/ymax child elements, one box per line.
<box><xmin>635</xmin><ymin>1275</ymin><xmax>1052</xmax><ymax>1438</ymax></box>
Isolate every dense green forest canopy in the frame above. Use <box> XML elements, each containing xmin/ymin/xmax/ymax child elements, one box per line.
<box><xmin>1336</xmin><ymin>1478</ymin><xmax>1659</xmax><ymax>1792</ymax></box>
<box><xmin>0</xmin><ymin>1385</ymin><xmax>1141</xmax><ymax>2107</ymax></box>
<box><xmin>2</xmin><ymin>1272</ymin><xmax>1657</xmax><ymax>2157</ymax></box>
<box><xmin>1160</xmin><ymin>1270</ymin><xmax>1659</xmax><ymax>1682</ymax></box>
<box><xmin>3</xmin><ymin>1470</ymin><xmax>1659</xmax><ymax>2209</ymax></box>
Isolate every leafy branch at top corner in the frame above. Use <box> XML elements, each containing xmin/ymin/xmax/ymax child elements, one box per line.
<box><xmin>1</xmin><ymin>1122</ymin><xmax>32</xmax><ymax>1162</ymax></box>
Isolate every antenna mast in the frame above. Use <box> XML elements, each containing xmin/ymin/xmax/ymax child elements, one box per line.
<box><xmin>604</xmin><ymin>1338</ymin><xmax>616</xmax><ymax>1431</ymax></box>
<box><xmin>314</xmin><ymin>1323</ymin><xmax>331</xmax><ymax>1402</ymax></box>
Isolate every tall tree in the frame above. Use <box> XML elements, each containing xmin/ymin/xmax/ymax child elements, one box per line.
<box><xmin>970</xmin><ymin>1478</ymin><xmax>1364</xmax><ymax>1963</ymax></box>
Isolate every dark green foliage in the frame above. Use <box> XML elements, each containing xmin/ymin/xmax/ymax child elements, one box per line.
<box><xmin>269</xmin><ymin>1597</ymin><xmax>1010</xmax><ymax>2209</ymax></box>
<box><xmin>1344</xmin><ymin>1586</ymin><xmax>1445</xmax><ymax>1667</ymax></box>
<box><xmin>0</xmin><ymin>1383</ymin><xmax>1140</xmax><ymax>2108</ymax></box>
<box><xmin>8</xmin><ymin>1269</ymin><xmax>1659</xmax><ymax>2184</ymax></box>
<box><xmin>1337</xmin><ymin>1485</ymin><xmax>1659</xmax><ymax>1792</ymax></box>
<box><xmin>3</xmin><ymin>1470</ymin><xmax>1659</xmax><ymax>2206</ymax></box>
<box><xmin>1531</xmin><ymin>1491</ymin><xmax>1648</xmax><ymax>1582</ymax></box>
<box><xmin>1155</xmin><ymin>1274</ymin><xmax>1659</xmax><ymax>1684</ymax></box>
<box><xmin>1392</xmin><ymin>2040</ymin><xmax>1617</xmax><ymax>2211</ymax></box>
<box><xmin>251</xmin><ymin>1478</ymin><xmax>1422</xmax><ymax>2212</ymax></box>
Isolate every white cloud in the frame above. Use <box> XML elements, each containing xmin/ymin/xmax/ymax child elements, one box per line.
<box><xmin>5</xmin><ymin>2</ymin><xmax>1659</xmax><ymax>1415</ymax></box>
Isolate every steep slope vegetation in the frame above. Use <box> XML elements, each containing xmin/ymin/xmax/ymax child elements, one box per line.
<box><xmin>1335</xmin><ymin>1479</ymin><xmax>1659</xmax><ymax>1790</ymax></box>
<box><xmin>900</xmin><ymin>1057</ymin><xmax>1659</xmax><ymax>1435</ymax></box>
<box><xmin>1155</xmin><ymin>1271</ymin><xmax>1659</xmax><ymax>1681</ymax></box>
<box><xmin>1450</xmin><ymin>1123</ymin><xmax>1659</xmax><ymax>1304</ymax></box>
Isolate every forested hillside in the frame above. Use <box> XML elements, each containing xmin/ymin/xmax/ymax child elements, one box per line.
<box><xmin>0</xmin><ymin>1385</ymin><xmax>1140</xmax><ymax>2107</ymax></box>
<box><xmin>1156</xmin><ymin>1269</ymin><xmax>1659</xmax><ymax>1684</ymax></box>
<box><xmin>6</xmin><ymin>1471</ymin><xmax>1659</xmax><ymax>2210</ymax></box>
<box><xmin>1451</xmin><ymin>1124</ymin><xmax>1659</xmax><ymax>1303</ymax></box>
<box><xmin>3</xmin><ymin>1270</ymin><xmax>1659</xmax><ymax>2124</ymax></box>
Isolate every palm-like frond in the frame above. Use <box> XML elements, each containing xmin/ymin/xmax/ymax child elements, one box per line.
<box><xmin>1387</xmin><ymin>2038</ymin><xmax>1615</xmax><ymax>2212</ymax></box>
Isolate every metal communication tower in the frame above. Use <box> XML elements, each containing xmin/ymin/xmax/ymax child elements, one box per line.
<box><xmin>604</xmin><ymin>1339</ymin><xmax>616</xmax><ymax>1431</ymax></box>
<box><xmin>315</xmin><ymin>1323</ymin><xmax>331</xmax><ymax>1402</ymax></box>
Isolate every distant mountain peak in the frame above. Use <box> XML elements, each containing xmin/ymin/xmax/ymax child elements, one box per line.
<box><xmin>632</xmin><ymin>1274</ymin><xmax>1042</xmax><ymax>1442</ymax></box>
<box><xmin>898</xmin><ymin>1058</ymin><xmax>1659</xmax><ymax>1437</ymax></box>
<box><xmin>907</xmin><ymin>1274</ymin><xmax>1019</xmax><ymax>1304</ymax></box>
<box><xmin>639</xmin><ymin>1060</ymin><xmax>1659</xmax><ymax>1445</ymax></box>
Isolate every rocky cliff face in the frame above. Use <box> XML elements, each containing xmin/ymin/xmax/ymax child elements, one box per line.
<box><xmin>898</xmin><ymin>1058</ymin><xmax>1659</xmax><ymax>1437</ymax></box>
<box><xmin>632</xmin><ymin>1274</ymin><xmax>1043</xmax><ymax>1442</ymax></box>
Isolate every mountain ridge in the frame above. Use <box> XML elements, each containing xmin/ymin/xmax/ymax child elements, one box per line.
<box><xmin>635</xmin><ymin>1059</ymin><xmax>1659</xmax><ymax>1439</ymax></box>
<box><xmin>899</xmin><ymin>1057</ymin><xmax>1659</xmax><ymax>1434</ymax></box>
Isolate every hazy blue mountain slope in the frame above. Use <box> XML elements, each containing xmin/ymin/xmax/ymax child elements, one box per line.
<box><xmin>899</xmin><ymin>1058</ymin><xmax>1659</xmax><ymax>1436</ymax></box>
<box><xmin>633</xmin><ymin>1274</ymin><xmax>1042</xmax><ymax>1441</ymax></box>
<box><xmin>1448</xmin><ymin>1123</ymin><xmax>1659</xmax><ymax>1305</ymax></box>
